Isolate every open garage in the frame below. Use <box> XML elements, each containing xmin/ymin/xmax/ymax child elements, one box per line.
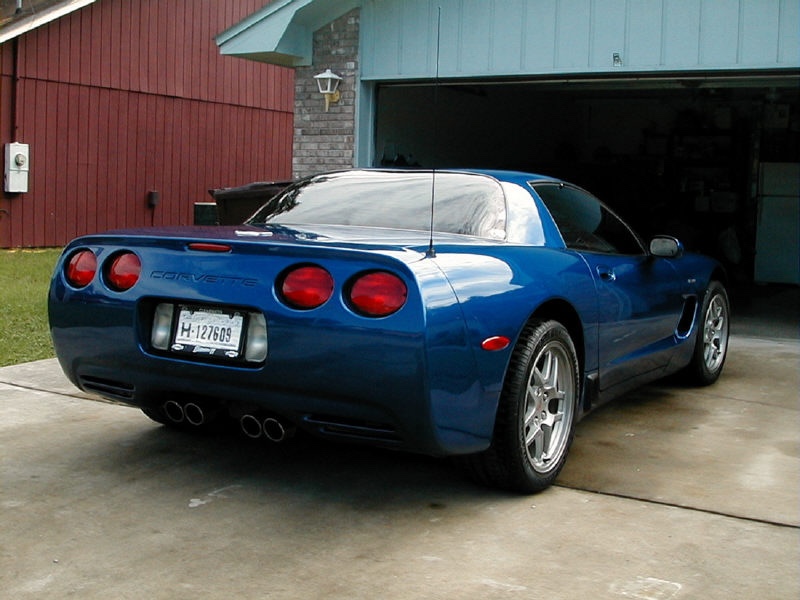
<box><xmin>218</xmin><ymin>0</ymin><xmax>800</xmax><ymax>286</ymax></box>
<box><xmin>374</xmin><ymin>75</ymin><xmax>799</xmax><ymax>283</ymax></box>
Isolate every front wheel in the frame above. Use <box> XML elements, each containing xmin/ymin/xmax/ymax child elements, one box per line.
<box><xmin>458</xmin><ymin>320</ymin><xmax>580</xmax><ymax>493</ymax></box>
<box><xmin>684</xmin><ymin>281</ymin><xmax>730</xmax><ymax>386</ymax></box>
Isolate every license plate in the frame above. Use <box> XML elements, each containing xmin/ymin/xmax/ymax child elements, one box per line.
<box><xmin>171</xmin><ymin>306</ymin><xmax>245</xmax><ymax>359</ymax></box>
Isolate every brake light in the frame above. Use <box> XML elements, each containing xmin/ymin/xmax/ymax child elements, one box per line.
<box><xmin>348</xmin><ymin>271</ymin><xmax>407</xmax><ymax>317</ymax></box>
<box><xmin>279</xmin><ymin>265</ymin><xmax>334</xmax><ymax>310</ymax></box>
<box><xmin>106</xmin><ymin>252</ymin><xmax>141</xmax><ymax>291</ymax></box>
<box><xmin>65</xmin><ymin>250</ymin><xmax>97</xmax><ymax>288</ymax></box>
<box><xmin>187</xmin><ymin>242</ymin><xmax>231</xmax><ymax>253</ymax></box>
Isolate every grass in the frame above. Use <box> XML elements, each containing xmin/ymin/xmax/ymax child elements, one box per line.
<box><xmin>0</xmin><ymin>248</ymin><xmax>62</xmax><ymax>367</ymax></box>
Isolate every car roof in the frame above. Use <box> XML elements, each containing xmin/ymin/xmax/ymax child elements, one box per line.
<box><xmin>446</xmin><ymin>169</ymin><xmax>562</xmax><ymax>187</ymax></box>
<box><xmin>312</xmin><ymin>168</ymin><xmax>558</xmax><ymax>184</ymax></box>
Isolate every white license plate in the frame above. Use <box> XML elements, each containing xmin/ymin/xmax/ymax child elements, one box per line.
<box><xmin>172</xmin><ymin>306</ymin><xmax>244</xmax><ymax>358</ymax></box>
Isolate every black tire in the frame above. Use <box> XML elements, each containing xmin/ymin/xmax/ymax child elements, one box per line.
<box><xmin>458</xmin><ymin>319</ymin><xmax>580</xmax><ymax>493</ymax></box>
<box><xmin>684</xmin><ymin>280</ymin><xmax>730</xmax><ymax>386</ymax></box>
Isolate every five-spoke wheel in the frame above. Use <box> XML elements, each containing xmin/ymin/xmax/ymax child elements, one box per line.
<box><xmin>458</xmin><ymin>319</ymin><xmax>580</xmax><ymax>493</ymax></box>
<box><xmin>685</xmin><ymin>281</ymin><xmax>730</xmax><ymax>385</ymax></box>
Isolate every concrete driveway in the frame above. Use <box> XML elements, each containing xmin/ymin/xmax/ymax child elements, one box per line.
<box><xmin>1</xmin><ymin>329</ymin><xmax>798</xmax><ymax>599</ymax></box>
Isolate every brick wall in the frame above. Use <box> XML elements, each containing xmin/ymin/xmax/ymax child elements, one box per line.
<box><xmin>293</xmin><ymin>9</ymin><xmax>360</xmax><ymax>179</ymax></box>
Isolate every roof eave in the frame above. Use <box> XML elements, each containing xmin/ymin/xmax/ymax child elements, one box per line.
<box><xmin>216</xmin><ymin>0</ymin><xmax>361</xmax><ymax>66</ymax></box>
<box><xmin>0</xmin><ymin>0</ymin><xmax>98</xmax><ymax>45</ymax></box>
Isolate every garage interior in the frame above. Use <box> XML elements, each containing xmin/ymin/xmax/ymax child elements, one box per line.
<box><xmin>374</xmin><ymin>73</ymin><xmax>799</xmax><ymax>286</ymax></box>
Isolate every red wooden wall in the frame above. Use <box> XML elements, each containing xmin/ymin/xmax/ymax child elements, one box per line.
<box><xmin>0</xmin><ymin>0</ymin><xmax>294</xmax><ymax>248</ymax></box>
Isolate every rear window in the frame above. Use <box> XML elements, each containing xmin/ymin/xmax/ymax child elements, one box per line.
<box><xmin>247</xmin><ymin>170</ymin><xmax>507</xmax><ymax>240</ymax></box>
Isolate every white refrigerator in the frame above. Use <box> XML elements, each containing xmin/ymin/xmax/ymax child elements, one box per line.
<box><xmin>755</xmin><ymin>162</ymin><xmax>800</xmax><ymax>285</ymax></box>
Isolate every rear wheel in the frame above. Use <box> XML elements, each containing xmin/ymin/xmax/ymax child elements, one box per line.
<box><xmin>684</xmin><ymin>281</ymin><xmax>730</xmax><ymax>385</ymax></box>
<box><xmin>459</xmin><ymin>320</ymin><xmax>580</xmax><ymax>493</ymax></box>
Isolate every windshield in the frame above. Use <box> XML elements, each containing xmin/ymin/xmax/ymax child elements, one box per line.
<box><xmin>247</xmin><ymin>170</ymin><xmax>507</xmax><ymax>240</ymax></box>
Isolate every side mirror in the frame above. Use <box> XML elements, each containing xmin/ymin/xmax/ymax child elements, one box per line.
<box><xmin>649</xmin><ymin>235</ymin><xmax>684</xmax><ymax>258</ymax></box>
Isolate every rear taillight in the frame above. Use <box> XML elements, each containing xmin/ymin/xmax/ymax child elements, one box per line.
<box><xmin>65</xmin><ymin>250</ymin><xmax>97</xmax><ymax>288</ymax></box>
<box><xmin>348</xmin><ymin>271</ymin><xmax>407</xmax><ymax>317</ymax></box>
<box><xmin>106</xmin><ymin>252</ymin><xmax>141</xmax><ymax>291</ymax></box>
<box><xmin>279</xmin><ymin>265</ymin><xmax>334</xmax><ymax>310</ymax></box>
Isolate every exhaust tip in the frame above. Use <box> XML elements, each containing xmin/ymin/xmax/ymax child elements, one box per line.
<box><xmin>184</xmin><ymin>402</ymin><xmax>205</xmax><ymax>427</ymax></box>
<box><xmin>163</xmin><ymin>400</ymin><xmax>185</xmax><ymax>423</ymax></box>
<box><xmin>263</xmin><ymin>417</ymin><xmax>287</xmax><ymax>443</ymax></box>
<box><xmin>240</xmin><ymin>414</ymin><xmax>263</xmax><ymax>439</ymax></box>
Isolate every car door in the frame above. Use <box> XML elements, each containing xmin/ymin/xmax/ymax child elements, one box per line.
<box><xmin>533</xmin><ymin>183</ymin><xmax>685</xmax><ymax>391</ymax></box>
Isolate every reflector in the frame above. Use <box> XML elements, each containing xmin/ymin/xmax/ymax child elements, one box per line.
<box><xmin>481</xmin><ymin>336</ymin><xmax>511</xmax><ymax>351</ymax></box>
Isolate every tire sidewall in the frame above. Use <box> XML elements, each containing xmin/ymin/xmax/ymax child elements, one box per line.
<box><xmin>504</xmin><ymin>320</ymin><xmax>581</xmax><ymax>491</ymax></box>
<box><xmin>692</xmin><ymin>281</ymin><xmax>730</xmax><ymax>385</ymax></box>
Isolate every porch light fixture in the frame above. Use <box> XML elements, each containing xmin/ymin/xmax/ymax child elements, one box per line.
<box><xmin>314</xmin><ymin>69</ymin><xmax>342</xmax><ymax>111</ymax></box>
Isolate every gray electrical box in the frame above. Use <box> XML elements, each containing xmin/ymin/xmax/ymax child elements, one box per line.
<box><xmin>5</xmin><ymin>142</ymin><xmax>30</xmax><ymax>193</ymax></box>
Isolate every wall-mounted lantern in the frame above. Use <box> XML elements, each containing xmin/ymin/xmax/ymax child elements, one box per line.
<box><xmin>314</xmin><ymin>69</ymin><xmax>342</xmax><ymax>112</ymax></box>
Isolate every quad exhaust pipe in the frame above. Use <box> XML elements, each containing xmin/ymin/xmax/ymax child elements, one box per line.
<box><xmin>160</xmin><ymin>401</ymin><xmax>291</xmax><ymax>441</ymax></box>
<box><xmin>239</xmin><ymin>413</ymin><xmax>294</xmax><ymax>443</ymax></box>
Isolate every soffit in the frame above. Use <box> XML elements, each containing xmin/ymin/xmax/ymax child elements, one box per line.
<box><xmin>216</xmin><ymin>0</ymin><xmax>360</xmax><ymax>67</ymax></box>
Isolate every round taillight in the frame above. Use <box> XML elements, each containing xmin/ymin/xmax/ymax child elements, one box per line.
<box><xmin>348</xmin><ymin>271</ymin><xmax>407</xmax><ymax>317</ymax></box>
<box><xmin>106</xmin><ymin>252</ymin><xmax>141</xmax><ymax>291</ymax></box>
<box><xmin>65</xmin><ymin>250</ymin><xmax>97</xmax><ymax>288</ymax></box>
<box><xmin>280</xmin><ymin>265</ymin><xmax>334</xmax><ymax>310</ymax></box>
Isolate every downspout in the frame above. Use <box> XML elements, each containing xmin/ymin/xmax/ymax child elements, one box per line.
<box><xmin>10</xmin><ymin>36</ymin><xmax>19</xmax><ymax>140</ymax></box>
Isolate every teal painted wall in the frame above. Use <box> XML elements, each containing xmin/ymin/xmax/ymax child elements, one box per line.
<box><xmin>360</xmin><ymin>0</ymin><xmax>800</xmax><ymax>80</ymax></box>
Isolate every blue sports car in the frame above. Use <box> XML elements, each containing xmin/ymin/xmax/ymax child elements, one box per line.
<box><xmin>48</xmin><ymin>169</ymin><xmax>730</xmax><ymax>492</ymax></box>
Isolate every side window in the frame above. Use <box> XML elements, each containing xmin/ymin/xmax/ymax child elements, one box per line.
<box><xmin>533</xmin><ymin>183</ymin><xmax>644</xmax><ymax>255</ymax></box>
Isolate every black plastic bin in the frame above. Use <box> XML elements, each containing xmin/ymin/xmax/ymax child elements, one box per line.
<box><xmin>208</xmin><ymin>180</ymin><xmax>294</xmax><ymax>225</ymax></box>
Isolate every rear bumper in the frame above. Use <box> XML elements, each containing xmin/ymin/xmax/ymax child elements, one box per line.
<box><xmin>52</xmin><ymin>313</ymin><xmax>493</xmax><ymax>456</ymax></box>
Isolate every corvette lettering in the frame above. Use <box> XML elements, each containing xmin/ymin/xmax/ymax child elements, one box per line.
<box><xmin>150</xmin><ymin>271</ymin><xmax>258</xmax><ymax>287</ymax></box>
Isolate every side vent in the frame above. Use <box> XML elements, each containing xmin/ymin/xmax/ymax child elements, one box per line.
<box><xmin>79</xmin><ymin>376</ymin><xmax>135</xmax><ymax>401</ymax></box>
<box><xmin>303</xmin><ymin>414</ymin><xmax>401</xmax><ymax>444</ymax></box>
<box><xmin>676</xmin><ymin>296</ymin><xmax>698</xmax><ymax>338</ymax></box>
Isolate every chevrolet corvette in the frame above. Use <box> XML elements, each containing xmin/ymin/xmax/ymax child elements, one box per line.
<box><xmin>48</xmin><ymin>169</ymin><xmax>730</xmax><ymax>492</ymax></box>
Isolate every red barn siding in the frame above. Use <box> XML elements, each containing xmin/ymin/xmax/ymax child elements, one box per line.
<box><xmin>0</xmin><ymin>0</ymin><xmax>294</xmax><ymax>248</ymax></box>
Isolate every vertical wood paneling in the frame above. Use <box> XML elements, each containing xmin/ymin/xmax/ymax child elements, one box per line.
<box><xmin>589</xmin><ymin>0</ymin><xmax>627</xmax><ymax>69</ymax></box>
<box><xmin>699</xmin><ymin>0</ymin><xmax>740</xmax><ymax>66</ymax></box>
<box><xmin>397</xmin><ymin>0</ymin><xmax>432</xmax><ymax>76</ymax></box>
<box><xmin>779</xmin><ymin>0</ymin><xmax>800</xmax><ymax>63</ymax></box>
<box><xmin>43</xmin><ymin>80</ymin><xmax>58</xmax><ymax>244</ymax></box>
<box><xmin>663</xmin><ymin>0</ymin><xmax>701</xmax><ymax>66</ymax></box>
<box><xmin>522</xmin><ymin>0</ymin><xmax>557</xmax><ymax>71</ymax></box>
<box><xmin>556</xmin><ymin>0</ymin><xmax>592</xmax><ymax>69</ymax></box>
<box><xmin>459</xmin><ymin>0</ymin><xmax>492</xmax><ymax>74</ymax></box>
<box><xmin>1</xmin><ymin>0</ymin><xmax>294</xmax><ymax>247</ymax></box>
<box><xmin>626</xmin><ymin>0</ymin><xmax>662</xmax><ymax>67</ymax></box>
<box><xmin>95</xmin><ymin>87</ymin><xmax>110</xmax><ymax>233</ymax></box>
<box><xmin>490</xmin><ymin>0</ymin><xmax>525</xmax><ymax>73</ymax></box>
<box><xmin>85</xmin><ymin>85</ymin><xmax>98</xmax><ymax>235</ymax></box>
<box><xmin>362</xmin><ymin>0</ymin><xmax>798</xmax><ymax>79</ymax></box>
<box><xmin>741</xmin><ymin>0</ymin><xmax>781</xmax><ymax>65</ymax></box>
<box><xmin>365</xmin><ymin>1</ymin><xmax>400</xmax><ymax>79</ymax></box>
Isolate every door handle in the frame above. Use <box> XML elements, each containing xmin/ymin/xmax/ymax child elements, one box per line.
<box><xmin>596</xmin><ymin>265</ymin><xmax>616</xmax><ymax>281</ymax></box>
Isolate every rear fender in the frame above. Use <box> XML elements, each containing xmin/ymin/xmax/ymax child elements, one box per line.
<box><xmin>423</xmin><ymin>247</ymin><xmax>597</xmax><ymax>450</ymax></box>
